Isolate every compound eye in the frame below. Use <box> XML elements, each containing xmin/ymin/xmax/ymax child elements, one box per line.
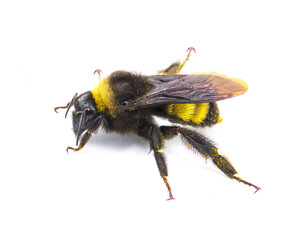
<box><xmin>76</xmin><ymin>107</ymin><xmax>92</xmax><ymax>116</ymax></box>
<box><xmin>84</xmin><ymin>107</ymin><xmax>93</xmax><ymax>115</ymax></box>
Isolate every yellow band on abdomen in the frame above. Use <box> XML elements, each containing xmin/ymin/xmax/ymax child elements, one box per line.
<box><xmin>166</xmin><ymin>103</ymin><xmax>210</xmax><ymax>125</ymax></box>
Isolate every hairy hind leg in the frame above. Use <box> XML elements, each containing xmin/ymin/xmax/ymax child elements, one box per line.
<box><xmin>157</xmin><ymin>47</ymin><xmax>195</xmax><ymax>75</ymax></box>
<box><xmin>160</xmin><ymin>126</ymin><xmax>261</xmax><ymax>192</ymax></box>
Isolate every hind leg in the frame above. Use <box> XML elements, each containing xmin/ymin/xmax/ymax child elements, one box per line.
<box><xmin>157</xmin><ymin>47</ymin><xmax>195</xmax><ymax>75</ymax></box>
<box><xmin>160</xmin><ymin>126</ymin><xmax>261</xmax><ymax>193</ymax></box>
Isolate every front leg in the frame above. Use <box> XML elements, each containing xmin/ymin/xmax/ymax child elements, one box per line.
<box><xmin>66</xmin><ymin>130</ymin><xmax>94</xmax><ymax>153</ymax></box>
<box><xmin>67</xmin><ymin>114</ymin><xmax>102</xmax><ymax>153</ymax></box>
<box><xmin>157</xmin><ymin>47</ymin><xmax>196</xmax><ymax>75</ymax></box>
<box><xmin>54</xmin><ymin>93</ymin><xmax>78</xmax><ymax>118</ymax></box>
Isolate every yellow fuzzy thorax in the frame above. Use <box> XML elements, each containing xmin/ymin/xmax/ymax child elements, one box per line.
<box><xmin>166</xmin><ymin>103</ymin><xmax>211</xmax><ymax>124</ymax></box>
<box><xmin>91</xmin><ymin>77</ymin><xmax>115</xmax><ymax>114</ymax></box>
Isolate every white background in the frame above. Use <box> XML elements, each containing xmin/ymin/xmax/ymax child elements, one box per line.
<box><xmin>1</xmin><ymin>0</ymin><xmax>307</xmax><ymax>239</ymax></box>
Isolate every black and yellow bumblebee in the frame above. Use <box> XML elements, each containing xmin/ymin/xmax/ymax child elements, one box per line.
<box><xmin>55</xmin><ymin>47</ymin><xmax>260</xmax><ymax>200</ymax></box>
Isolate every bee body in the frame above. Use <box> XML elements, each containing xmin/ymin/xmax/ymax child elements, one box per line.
<box><xmin>55</xmin><ymin>48</ymin><xmax>260</xmax><ymax>199</ymax></box>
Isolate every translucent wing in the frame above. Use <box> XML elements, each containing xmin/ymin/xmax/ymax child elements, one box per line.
<box><xmin>123</xmin><ymin>72</ymin><xmax>248</xmax><ymax>110</ymax></box>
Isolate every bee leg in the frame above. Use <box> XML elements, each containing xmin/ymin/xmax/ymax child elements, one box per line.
<box><xmin>159</xmin><ymin>126</ymin><xmax>180</xmax><ymax>139</ymax></box>
<box><xmin>67</xmin><ymin>115</ymin><xmax>102</xmax><ymax>153</ymax></box>
<box><xmin>157</xmin><ymin>62</ymin><xmax>182</xmax><ymax>75</ymax></box>
<box><xmin>160</xmin><ymin>126</ymin><xmax>260</xmax><ymax>193</ymax></box>
<box><xmin>178</xmin><ymin>47</ymin><xmax>196</xmax><ymax>73</ymax></box>
<box><xmin>54</xmin><ymin>103</ymin><xmax>69</xmax><ymax>113</ymax></box>
<box><xmin>157</xmin><ymin>47</ymin><xmax>196</xmax><ymax>75</ymax></box>
<box><xmin>139</xmin><ymin>124</ymin><xmax>175</xmax><ymax>200</ymax></box>
<box><xmin>93</xmin><ymin>69</ymin><xmax>102</xmax><ymax>77</ymax></box>
<box><xmin>154</xmin><ymin>150</ymin><xmax>175</xmax><ymax>200</ymax></box>
<box><xmin>151</xmin><ymin>126</ymin><xmax>175</xmax><ymax>200</ymax></box>
<box><xmin>66</xmin><ymin>130</ymin><xmax>93</xmax><ymax>153</ymax></box>
<box><xmin>54</xmin><ymin>93</ymin><xmax>78</xmax><ymax>118</ymax></box>
<box><xmin>178</xmin><ymin>128</ymin><xmax>261</xmax><ymax>192</ymax></box>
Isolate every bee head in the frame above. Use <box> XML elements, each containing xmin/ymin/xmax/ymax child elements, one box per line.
<box><xmin>68</xmin><ymin>92</ymin><xmax>102</xmax><ymax>146</ymax></box>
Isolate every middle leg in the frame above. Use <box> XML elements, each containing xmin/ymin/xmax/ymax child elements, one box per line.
<box><xmin>138</xmin><ymin>124</ymin><xmax>175</xmax><ymax>200</ymax></box>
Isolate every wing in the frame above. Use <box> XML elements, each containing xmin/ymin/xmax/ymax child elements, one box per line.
<box><xmin>123</xmin><ymin>72</ymin><xmax>248</xmax><ymax>110</ymax></box>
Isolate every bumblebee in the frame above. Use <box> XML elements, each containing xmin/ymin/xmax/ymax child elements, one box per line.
<box><xmin>55</xmin><ymin>47</ymin><xmax>260</xmax><ymax>200</ymax></box>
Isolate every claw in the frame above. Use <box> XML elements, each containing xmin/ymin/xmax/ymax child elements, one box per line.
<box><xmin>253</xmin><ymin>186</ymin><xmax>262</xmax><ymax>194</ymax></box>
<box><xmin>66</xmin><ymin>146</ymin><xmax>78</xmax><ymax>153</ymax></box>
<box><xmin>177</xmin><ymin>47</ymin><xmax>196</xmax><ymax>73</ymax></box>
<box><xmin>147</xmin><ymin>147</ymin><xmax>153</xmax><ymax>155</ymax></box>
<box><xmin>54</xmin><ymin>106</ymin><xmax>67</xmax><ymax>113</ymax></box>
<box><xmin>233</xmin><ymin>175</ymin><xmax>261</xmax><ymax>193</ymax></box>
<box><xmin>54</xmin><ymin>93</ymin><xmax>78</xmax><ymax>118</ymax></box>
<box><xmin>94</xmin><ymin>69</ymin><xmax>102</xmax><ymax>77</ymax></box>
<box><xmin>186</xmin><ymin>47</ymin><xmax>196</xmax><ymax>56</ymax></box>
<box><xmin>166</xmin><ymin>192</ymin><xmax>175</xmax><ymax>201</ymax></box>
